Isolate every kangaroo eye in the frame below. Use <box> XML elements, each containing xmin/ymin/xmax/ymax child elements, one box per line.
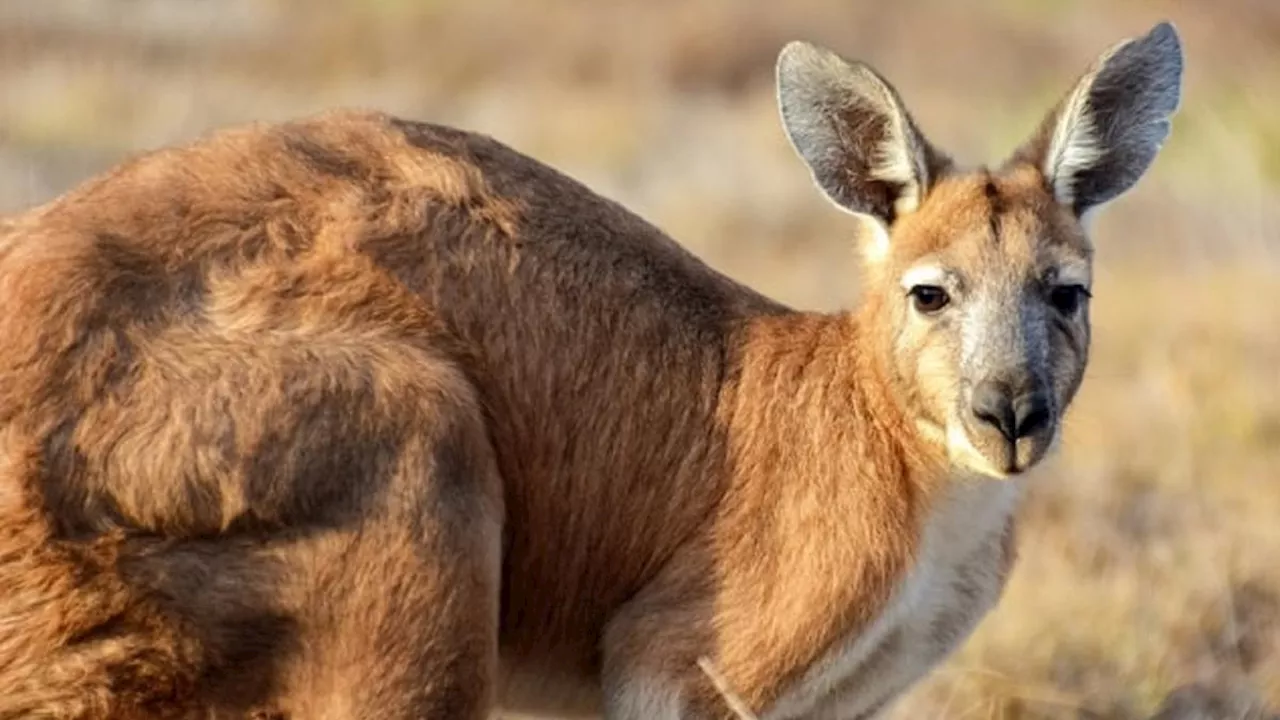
<box><xmin>909</xmin><ymin>285</ymin><xmax>950</xmax><ymax>314</ymax></box>
<box><xmin>1049</xmin><ymin>284</ymin><xmax>1090</xmax><ymax>315</ymax></box>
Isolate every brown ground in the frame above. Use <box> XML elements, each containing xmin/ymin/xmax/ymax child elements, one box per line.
<box><xmin>1</xmin><ymin>1</ymin><xmax>1278</xmax><ymax>718</ymax></box>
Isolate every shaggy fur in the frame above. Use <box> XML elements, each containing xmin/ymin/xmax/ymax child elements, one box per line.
<box><xmin>0</xmin><ymin>22</ymin><xmax>1181</xmax><ymax>720</ymax></box>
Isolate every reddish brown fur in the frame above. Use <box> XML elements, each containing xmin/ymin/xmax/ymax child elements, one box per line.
<box><xmin>0</xmin><ymin>108</ymin><xmax>957</xmax><ymax>718</ymax></box>
<box><xmin>0</xmin><ymin>114</ymin><xmax>512</xmax><ymax>718</ymax></box>
<box><xmin>0</xmin><ymin>95</ymin><xmax>1130</xmax><ymax>718</ymax></box>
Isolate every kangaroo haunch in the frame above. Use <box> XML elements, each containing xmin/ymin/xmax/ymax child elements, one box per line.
<box><xmin>0</xmin><ymin>21</ymin><xmax>1183</xmax><ymax>720</ymax></box>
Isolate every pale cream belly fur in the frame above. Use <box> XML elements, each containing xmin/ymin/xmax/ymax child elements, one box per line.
<box><xmin>497</xmin><ymin>475</ymin><xmax>1022</xmax><ymax>720</ymax></box>
<box><xmin>763</xmin><ymin>476</ymin><xmax>1023</xmax><ymax>720</ymax></box>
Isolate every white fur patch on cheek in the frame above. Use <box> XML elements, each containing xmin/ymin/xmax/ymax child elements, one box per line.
<box><xmin>915</xmin><ymin>419</ymin><xmax>947</xmax><ymax>446</ymax></box>
<box><xmin>957</xmin><ymin>297</ymin><xmax>988</xmax><ymax>367</ymax></box>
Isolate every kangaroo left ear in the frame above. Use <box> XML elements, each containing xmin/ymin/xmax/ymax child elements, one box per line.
<box><xmin>1008</xmin><ymin>22</ymin><xmax>1184</xmax><ymax>219</ymax></box>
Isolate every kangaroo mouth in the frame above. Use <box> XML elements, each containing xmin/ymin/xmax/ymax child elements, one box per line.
<box><xmin>948</xmin><ymin>410</ymin><xmax>1058</xmax><ymax>479</ymax></box>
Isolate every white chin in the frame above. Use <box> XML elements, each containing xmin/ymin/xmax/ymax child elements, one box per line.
<box><xmin>944</xmin><ymin>422</ymin><xmax>1012</xmax><ymax>480</ymax></box>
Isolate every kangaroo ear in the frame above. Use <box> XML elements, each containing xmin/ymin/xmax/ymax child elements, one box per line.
<box><xmin>1011</xmin><ymin>22</ymin><xmax>1184</xmax><ymax>218</ymax></box>
<box><xmin>776</xmin><ymin>41</ymin><xmax>950</xmax><ymax>229</ymax></box>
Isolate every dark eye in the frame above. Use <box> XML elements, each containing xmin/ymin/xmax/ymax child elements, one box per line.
<box><xmin>909</xmin><ymin>285</ymin><xmax>951</xmax><ymax>314</ymax></box>
<box><xmin>1049</xmin><ymin>284</ymin><xmax>1090</xmax><ymax>315</ymax></box>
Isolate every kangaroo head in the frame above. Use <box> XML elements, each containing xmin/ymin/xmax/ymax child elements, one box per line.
<box><xmin>776</xmin><ymin>22</ymin><xmax>1184</xmax><ymax>477</ymax></box>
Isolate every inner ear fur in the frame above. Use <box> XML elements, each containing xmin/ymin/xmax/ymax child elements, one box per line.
<box><xmin>776</xmin><ymin>41</ymin><xmax>953</xmax><ymax>230</ymax></box>
<box><xmin>1006</xmin><ymin>21</ymin><xmax>1184</xmax><ymax>218</ymax></box>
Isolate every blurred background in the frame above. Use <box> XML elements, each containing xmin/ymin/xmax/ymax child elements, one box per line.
<box><xmin>1</xmin><ymin>0</ymin><xmax>1277</xmax><ymax>718</ymax></box>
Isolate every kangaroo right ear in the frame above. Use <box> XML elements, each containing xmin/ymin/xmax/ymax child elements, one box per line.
<box><xmin>1009</xmin><ymin>22</ymin><xmax>1184</xmax><ymax>219</ymax></box>
<box><xmin>776</xmin><ymin>41</ymin><xmax>950</xmax><ymax>231</ymax></box>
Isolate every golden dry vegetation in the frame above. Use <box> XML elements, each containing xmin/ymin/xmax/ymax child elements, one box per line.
<box><xmin>1</xmin><ymin>0</ymin><xmax>1278</xmax><ymax>718</ymax></box>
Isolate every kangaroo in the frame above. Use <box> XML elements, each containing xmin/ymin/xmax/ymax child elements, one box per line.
<box><xmin>0</xmin><ymin>21</ymin><xmax>1182</xmax><ymax>720</ymax></box>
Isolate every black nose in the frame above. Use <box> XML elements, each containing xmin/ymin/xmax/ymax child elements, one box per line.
<box><xmin>971</xmin><ymin>380</ymin><xmax>1051</xmax><ymax>441</ymax></box>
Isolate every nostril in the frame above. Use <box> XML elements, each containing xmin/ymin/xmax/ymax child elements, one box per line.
<box><xmin>973</xmin><ymin>407</ymin><xmax>1012</xmax><ymax>439</ymax></box>
<box><xmin>1013</xmin><ymin>393</ymin><xmax>1051</xmax><ymax>439</ymax></box>
<box><xmin>970</xmin><ymin>381</ymin><xmax>1016</xmax><ymax>440</ymax></box>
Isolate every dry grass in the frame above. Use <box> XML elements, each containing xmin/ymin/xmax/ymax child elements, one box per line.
<box><xmin>1</xmin><ymin>0</ymin><xmax>1277</xmax><ymax>718</ymax></box>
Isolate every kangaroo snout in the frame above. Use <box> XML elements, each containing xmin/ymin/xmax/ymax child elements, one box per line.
<box><xmin>970</xmin><ymin>379</ymin><xmax>1051</xmax><ymax>441</ymax></box>
<box><xmin>964</xmin><ymin>375</ymin><xmax>1055</xmax><ymax>475</ymax></box>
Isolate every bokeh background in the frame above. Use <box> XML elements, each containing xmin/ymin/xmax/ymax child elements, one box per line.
<box><xmin>2</xmin><ymin>0</ymin><xmax>1277</xmax><ymax>718</ymax></box>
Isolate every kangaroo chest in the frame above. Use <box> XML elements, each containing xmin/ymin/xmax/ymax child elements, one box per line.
<box><xmin>765</xmin><ymin>477</ymin><xmax>1023</xmax><ymax>720</ymax></box>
